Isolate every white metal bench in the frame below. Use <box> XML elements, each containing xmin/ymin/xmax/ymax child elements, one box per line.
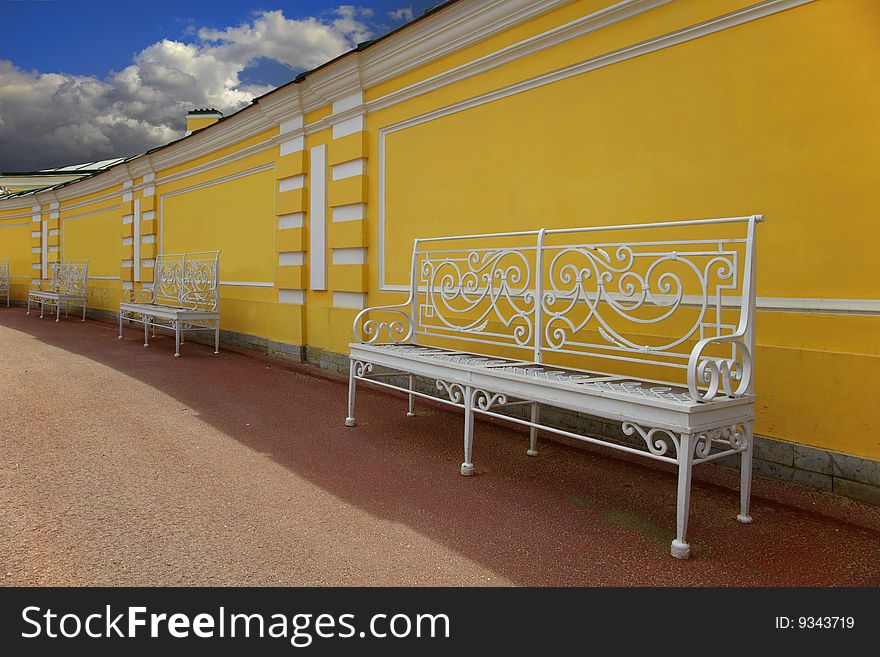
<box><xmin>347</xmin><ymin>215</ymin><xmax>762</xmax><ymax>559</ymax></box>
<box><xmin>0</xmin><ymin>259</ymin><xmax>9</xmax><ymax>307</ymax></box>
<box><xmin>27</xmin><ymin>260</ymin><xmax>89</xmax><ymax>321</ymax></box>
<box><xmin>118</xmin><ymin>251</ymin><xmax>220</xmax><ymax>358</ymax></box>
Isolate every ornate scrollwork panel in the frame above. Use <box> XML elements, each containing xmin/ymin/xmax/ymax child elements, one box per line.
<box><xmin>351</xmin><ymin>360</ymin><xmax>374</xmax><ymax>378</ymax></box>
<box><xmin>420</xmin><ymin>248</ymin><xmax>536</xmax><ymax>348</ymax></box>
<box><xmin>621</xmin><ymin>421</ymin><xmax>680</xmax><ymax>458</ymax></box>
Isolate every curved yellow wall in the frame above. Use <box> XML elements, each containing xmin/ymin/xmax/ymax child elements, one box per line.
<box><xmin>0</xmin><ymin>0</ymin><xmax>877</xmax><ymax>461</ymax></box>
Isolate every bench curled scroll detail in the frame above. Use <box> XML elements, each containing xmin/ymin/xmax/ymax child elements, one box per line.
<box><xmin>687</xmin><ymin>335</ymin><xmax>753</xmax><ymax>402</ymax></box>
<box><xmin>353</xmin><ymin>304</ymin><xmax>414</xmax><ymax>344</ymax></box>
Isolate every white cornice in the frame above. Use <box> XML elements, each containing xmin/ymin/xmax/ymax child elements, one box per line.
<box><xmin>0</xmin><ymin>0</ymin><xmax>815</xmax><ymax>213</ymax></box>
<box><xmin>359</xmin><ymin>0</ymin><xmax>573</xmax><ymax>90</ymax></box>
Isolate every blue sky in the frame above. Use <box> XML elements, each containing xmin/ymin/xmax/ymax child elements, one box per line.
<box><xmin>0</xmin><ymin>0</ymin><xmax>442</xmax><ymax>171</ymax></box>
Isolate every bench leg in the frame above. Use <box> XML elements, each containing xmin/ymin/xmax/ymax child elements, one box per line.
<box><xmin>461</xmin><ymin>385</ymin><xmax>475</xmax><ymax>476</ymax></box>
<box><xmin>214</xmin><ymin>322</ymin><xmax>220</xmax><ymax>355</ymax></box>
<box><xmin>81</xmin><ymin>303</ymin><xmax>86</xmax><ymax>322</ymax></box>
<box><xmin>406</xmin><ymin>373</ymin><xmax>416</xmax><ymax>417</ymax></box>
<box><xmin>174</xmin><ymin>321</ymin><xmax>181</xmax><ymax>358</ymax></box>
<box><xmin>39</xmin><ymin>300</ymin><xmax>44</xmax><ymax>319</ymax></box>
<box><xmin>118</xmin><ymin>310</ymin><xmax>124</xmax><ymax>339</ymax></box>
<box><xmin>527</xmin><ymin>402</ymin><xmax>540</xmax><ymax>456</ymax></box>
<box><xmin>737</xmin><ymin>422</ymin><xmax>755</xmax><ymax>524</ymax></box>
<box><xmin>26</xmin><ymin>295</ymin><xmax>31</xmax><ymax>315</ymax></box>
<box><xmin>345</xmin><ymin>360</ymin><xmax>357</xmax><ymax>427</ymax></box>
<box><xmin>56</xmin><ymin>301</ymin><xmax>61</xmax><ymax>322</ymax></box>
<box><xmin>144</xmin><ymin>318</ymin><xmax>150</xmax><ymax>348</ymax></box>
<box><xmin>671</xmin><ymin>432</ymin><xmax>694</xmax><ymax>559</ymax></box>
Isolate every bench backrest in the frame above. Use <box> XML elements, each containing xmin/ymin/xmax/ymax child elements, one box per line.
<box><xmin>0</xmin><ymin>259</ymin><xmax>8</xmax><ymax>291</ymax></box>
<box><xmin>48</xmin><ymin>260</ymin><xmax>89</xmax><ymax>296</ymax></box>
<box><xmin>406</xmin><ymin>215</ymin><xmax>759</xmax><ymax>386</ymax></box>
<box><xmin>153</xmin><ymin>251</ymin><xmax>220</xmax><ymax>311</ymax></box>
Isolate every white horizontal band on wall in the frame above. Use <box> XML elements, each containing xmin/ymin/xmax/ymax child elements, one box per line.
<box><xmin>332</xmin><ymin>115</ymin><xmax>364</xmax><ymax>139</ymax></box>
<box><xmin>142</xmin><ymin>235</ymin><xmax>156</xmax><ymax>244</ymax></box>
<box><xmin>280</xmin><ymin>136</ymin><xmax>305</xmax><ymax>156</ymax></box>
<box><xmin>123</xmin><ymin>192</ymin><xmax>132</xmax><ymax>202</ymax></box>
<box><xmin>122</xmin><ymin>215</ymin><xmax>133</xmax><ymax>224</ymax></box>
<box><xmin>279</xmin><ymin>212</ymin><xmax>304</xmax><ymax>229</ymax></box>
<box><xmin>31</xmin><ymin>264</ymin><xmax>40</xmax><ymax>270</ymax></box>
<box><xmin>143</xmin><ymin>186</ymin><xmax>155</xmax><ymax>197</ymax></box>
<box><xmin>31</xmin><ymin>231</ymin><xmax>40</xmax><ymax>238</ymax></box>
<box><xmin>280</xmin><ymin>116</ymin><xmax>304</xmax><ymax>134</ymax></box>
<box><xmin>331</xmin><ymin>159</ymin><xmax>366</xmax><ymax>181</ymax></box>
<box><xmin>278</xmin><ymin>251</ymin><xmax>305</xmax><ymax>266</ymax></box>
<box><xmin>218</xmin><ymin>281</ymin><xmax>274</xmax><ymax>287</ymax></box>
<box><xmin>49</xmin><ymin>202</ymin><xmax>58</xmax><ymax>210</ymax></box>
<box><xmin>278</xmin><ymin>289</ymin><xmax>305</xmax><ymax>305</ymax></box>
<box><xmin>122</xmin><ymin>237</ymin><xmax>133</xmax><ymax>246</ymax></box>
<box><xmin>142</xmin><ymin>258</ymin><xmax>155</xmax><ymax>268</ymax></box>
<box><xmin>122</xmin><ymin>281</ymin><xmax>133</xmax><ymax>290</ymax></box>
<box><xmin>48</xmin><ymin>246</ymin><xmax>59</xmax><ymax>253</ymax></box>
<box><xmin>31</xmin><ymin>247</ymin><xmax>40</xmax><ymax>253</ymax></box>
<box><xmin>333</xmin><ymin>91</ymin><xmax>364</xmax><ymax>115</ymax></box>
<box><xmin>278</xmin><ymin>175</ymin><xmax>305</xmax><ymax>192</ymax></box>
<box><xmin>50</xmin><ymin>211</ymin><xmax>59</xmax><ymax>220</ymax></box>
<box><xmin>332</xmin><ymin>247</ymin><xmax>367</xmax><ymax>265</ymax></box>
<box><xmin>121</xmin><ymin>259</ymin><xmax>133</xmax><ymax>267</ymax></box>
<box><xmin>142</xmin><ymin>210</ymin><xmax>155</xmax><ymax>221</ymax></box>
<box><xmin>331</xmin><ymin>204</ymin><xmax>365</xmax><ymax>223</ymax></box>
<box><xmin>333</xmin><ymin>291</ymin><xmax>366</xmax><ymax>309</ymax></box>
<box><xmin>49</xmin><ymin>229</ymin><xmax>59</xmax><ymax>236</ymax></box>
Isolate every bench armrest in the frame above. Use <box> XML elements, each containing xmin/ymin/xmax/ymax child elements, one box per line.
<box><xmin>122</xmin><ymin>285</ymin><xmax>155</xmax><ymax>305</ymax></box>
<box><xmin>687</xmin><ymin>334</ymin><xmax>753</xmax><ymax>402</ymax></box>
<box><xmin>352</xmin><ymin>303</ymin><xmax>414</xmax><ymax>344</ymax></box>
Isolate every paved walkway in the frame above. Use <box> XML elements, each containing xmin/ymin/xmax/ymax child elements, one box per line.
<box><xmin>1</xmin><ymin>311</ymin><xmax>879</xmax><ymax>586</ymax></box>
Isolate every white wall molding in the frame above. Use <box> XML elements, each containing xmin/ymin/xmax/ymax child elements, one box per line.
<box><xmin>331</xmin><ymin>159</ymin><xmax>366</xmax><ymax>181</ymax></box>
<box><xmin>331</xmin><ymin>204</ymin><xmax>366</xmax><ymax>223</ymax></box>
<box><xmin>133</xmin><ymin>198</ymin><xmax>141</xmax><ymax>282</ymax></box>
<box><xmin>278</xmin><ymin>213</ymin><xmax>304</xmax><ymax>229</ymax></box>
<box><xmin>331</xmin><ymin>247</ymin><xmax>367</xmax><ymax>265</ymax></box>
<box><xmin>309</xmin><ymin>145</ymin><xmax>328</xmax><ymax>291</ymax></box>
<box><xmin>278</xmin><ymin>251</ymin><xmax>305</xmax><ymax>266</ymax></box>
<box><xmin>378</xmin><ymin>0</ymin><xmax>816</xmax><ymax>290</ymax></box>
<box><xmin>280</xmin><ymin>135</ymin><xmax>305</xmax><ymax>156</ymax></box>
<box><xmin>332</xmin><ymin>115</ymin><xmax>365</xmax><ymax>140</ymax></box>
<box><xmin>279</xmin><ymin>289</ymin><xmax>305</xmax><ymax>304</ymax></box>
<box><xmin>333</xmin><ymin>291</ymin><xmax>366</xmax><ymax>309</ymax></box>
<box><xmin>278</xmin><ymin>175</ymin><xmax>305</xmax><ymax>192</ymax></box>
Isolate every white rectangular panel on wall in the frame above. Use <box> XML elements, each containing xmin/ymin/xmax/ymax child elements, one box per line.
<box><xmin>133</xmin><ymin>198</ymin><xmax>141</xmax><ymax>282</ymax></box>
<box><xmin>41</xmin><ymin>220</ymin><xmax>48</xmax><ymax>279</ymax></box>
<box><xmin>309</xmin><ymin>144</ymin><xmax>327</xmax><ymax>291</ymax></box>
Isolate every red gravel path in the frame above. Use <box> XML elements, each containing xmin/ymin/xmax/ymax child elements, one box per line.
<box><xmin>1</xmin><ymin>310</ymin><xmax>879</xmax><ymax>586</ymax></box>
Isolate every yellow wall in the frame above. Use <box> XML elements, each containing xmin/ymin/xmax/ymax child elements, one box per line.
<box><xmin>0</xmin><ymin>0</ymin><xmax>877</xmax><ymax>461</ymax></box>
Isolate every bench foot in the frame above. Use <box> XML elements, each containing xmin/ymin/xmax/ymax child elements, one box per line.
<box><xmin>213</xmin><ymin>350</ymin><xmax>220</xmax><ymax>355</ymax></box>
<box><xmin>345</xmin><ymin>417</ymin><xmax>356</xmax><ymax>427</ymax></box>
<box><xmin>526</xmin><ymin>449</ymin><xmax>538</xmax><ymax>457</ymax></box>
<box><xmin>143</xmin><ymin>344</ymin><xmax>149</xmax><ymax>348</ymax></box>
<box><xmin>670</xmin><ymin>539</ymin><xmax>690</xmax><ymax>560</ymax></box>
<box><xmin>406</xmin><ymin>412</ymin><xmax>416</xmax><ymax>417</ymax></box>
<box><xmin>117</xmin><ymin>336</ymin><xmax>123</xmax><ymax>340</ymax></box>
<box><xmin>736</xmin><ymin>514</ymin><xmax>753</xmax><ymax>524</ymax></box>
<box><xmin>460</xmin><ymin>462</ymin><xmax>474</xmax><ymax>476</ymax></box>
<box><xmin>174</xmin><ymin>353</ymin><xmax>181</xmax><ymax>358</ymax></box>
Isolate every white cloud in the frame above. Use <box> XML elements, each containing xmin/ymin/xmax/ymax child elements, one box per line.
<box><xmin>388</xmin><ymin>7</ymin><xmax>415</xmax><ymax>22</ymax></box>
<box><xmin>0</xmin><ymin>7</ymin><xmax>375</xmax><ymax>171</ymax></box>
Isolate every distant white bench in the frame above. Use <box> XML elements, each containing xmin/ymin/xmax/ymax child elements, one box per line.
<box><xmin>0</xmin><ymin>259</ymin><xmax>9</xmax><ymax>307</ymax></box>
<box><xmin>347</xmin><ymin>215</ymin><xmax>762</xmax><ymax>559</ymax></box>
<box><xmin>118</xmin><ymin>251</ymin><xmax>220</xmax><ymax>358</ymax></box>
<box><xmin>27</xmin><ymin>260</ymin><xmax>89</xmax><ymax>321</ymax></box>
